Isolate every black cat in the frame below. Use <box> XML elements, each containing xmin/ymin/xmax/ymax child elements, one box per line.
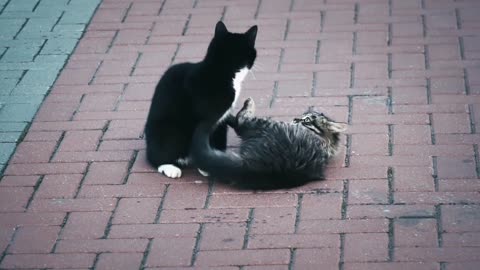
<box><xmin>191</xmin><ymin>98</ymin><xmax>347</xmax><ymax>190</ymax></box>
<box><xmin>145</xmin><ymin>21</ymin><xmax>257</xmax><ymax>178</ymax></box>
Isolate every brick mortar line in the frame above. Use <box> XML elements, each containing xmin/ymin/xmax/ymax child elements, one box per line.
<box><xmin>434</xmin><ymin>205</ymin><xmax>443</xmax><ymax>247</ymax></box>
<box><xmin>387</xmin><ymin>53</ymin><xmax>392</xmax><ymax>80</ymax></box>
<box><xmin>314</xmin><ymin>40</ymin><xmax>321</xmax><ymax>64</ymax></box>
<box><xmin>0</xmin><ymin>0</ymin><xmax>12</xmax><ymax>14</ymax></box>
<box><xmin>474</xmin><ymin>144</ymin><xmax>480</xmax><ymax>179</ymax></box>
<box><xmin>387</xmin><ymin>218</ymin><xmax>394</xmax><ymax>261</ymax></box>
<box><xmin>154</xmin><ymin>184</ymin><xmax>170</xmax><ymax>223</ymax></box>
<box><xmin>341</xmin><ymin>179</ymin><xmax>349</xmax><ymax>219</ymax></box>
<box><xmin>32</xmin><ymin>39</ymin><xmax>48</xmax><ymax>62</ymax></box>
<box><xmin>105</xmin><ymin>31</ymin><xmax>119</xmax><ymax>54</ymax></box>
<box><xmin>190</xmin><ymin>223</ymin><xmax>204</xmax><ymax>266</ymax></box>
<box><xmin>320</xmin><ymin>10</ymin><xmax>325</xmax><ymax>32</ymax></box>
<box><xmin>157</xmin><ymin>0</ymin><xmax>167</xmax><ymax>16</ymax></box>
<box><xmin>139</xmin><ymin>238</ymin><xmax>154</xmax><ymax>270</ymax></box>
<box><xmin>114</xmin><ymin>83</ymin><xmax>130</xmax><ymax>112</ymax></box>
<box><xmin>289</xmin><ymin>0</ymin><xmax>294</xmax><ymax>12</ymax></box>
<box><xmin>13</xmin><ymin>18</ymin><xmax>29</xmax><ymax>40</ymax></box>
<box><xmin>182</xmin><ymin>14</ymin><xmax>193</xmax><ymax>36</ymax></box>
<box><xmin>426</xmin><ymin>78</ymin><xmax>432</xmax><ymax>104</ymax></box>
<box><xmin>388</xmin><ymin>124</ymin><xmax>394</xmax><ymax>156</ymax></box>
<box><xmin>468</xmin><ymin>104</ymin><xmax>476</xmax><ymax>134</ymax></box>
<box><xmin>122</xmin><ymin>150</ymin><xmax>138</xmax><ymax>184</ymax></box>
<box><xmin>129</xmin><ymin>52</ymin><xmax>143</xmax><ymax>77</ymax></box>
<box><xmin>432</xmin><ymin>156</ymin><xmax>439</xmax><ymax>192</ymax></box>
<box><xmin>73</xmin><ymin>162</ymin><xmax>92</xmax><ymax>199</ymax></box>
<box><xmin>288</xmin><ymin>248</ymin><xmax>297</xmax><ymax>270</ymax></box>
<box><xmin>91</xmin><ymin>253</ymin><xmax>101</xmax><ymax>270</ymax></box>
<box><xmin>338</xmin><ymin>233</ymin><xmax>345</xmax><ymax>270</ymax></box>
<box><xmin>242</xmin><ymin>208</ymin><xmax>255</xmax><ymax>249</ymax></box>
<box><xmin>50</xmin><ymin>10</ymin><xmax>65</xmax><ymax>32</ymax></box>
<box><xmin>254</xmin><ymin>0</ymin><xmax>262</xmax><ymax>19</ymax></box>
<box><xmin>144</xmin><ymin>21</ymin><xmax>156</xmax><ymax>45</ymax></box>
<box><xmin>463</xmin><ymin>68</ymin><xmax>470</xmax><ymax>95</ymax></box>
<box><xmin>88</xmin><ymin>59</ymin><xmax>104</xmax><ymax>85</ymax></box>
<box><xmin>0</xmin><ymin>226</ymin><xmax>19</xmax><ymax>265</ymax></box>
<box><xmin>51</xmin><ymin>212</ymin><xmax>71</xmax><ymax>253</ymax></box>
<box><xmin>121</xmin><ymin>2</ymin><xmax>133</xmax><ymax>23</ymax></box>
<box><xmin>95</xmin><ymin>119</ymin><xmax>112</xmax><ymax>150</ymax></box>
<box><xmin>387</xmin><ymin>167</ymin><xmax>394</xmax><ymax>204</ymax></box>
<box><xmin>70</xmin><ymin>94</ymin><xmax>87</xmax><ymax>121</ymax></box>
<box><xmin>293</xmin><ymin>193</ymin><xmax>304</xmax><ymax>233</ymax></box>
<box><xmin>428</xmin><ymin>113</ymin><xmax>436</xmax><ymax>144</ymax></box>
<box><xmin>203</xmin><ymin>181</ymin><xmax>214</xmax><ymax>209</ymax></box>
<box><xmin>49</xmin><ymin>131</ymin><xmax>66</xmax><ymax>162</ymax></box>
<box><xmin>421</xmin><ymin>0</ymin><xmax>426</xmax><ymax>38</ymax></box>
<box><xmin>101</xmin><ymin>198</ymin><xmax>121</xmax><ymax>239</ymax></box>
<box><xmin>220</xmin><ymin>6</ymin><xmax>227</xmax><ymax>21</ymax></box>
<box><xmin>440</xmin><ymin>262</ymin><xmax>447</xmax><ymax>270</ymax></box>
<box><xmin>24</xmin><ymin>175</ymin><xmax>44</xmax><ymax>210</ymax></box>
<box><xmin>387</xmin><ymin>87</ymin><xmax>393</xmax><ymax>114</ymax></box>
<box><xmin>31</xmin><ymin>0</ymin><xmax>41</xmax><ymax>12</ymax></box>
<box><xmin>310</xmin><ymin>72</ymin><xmax>317</xmax><ymax>97</ymax></box>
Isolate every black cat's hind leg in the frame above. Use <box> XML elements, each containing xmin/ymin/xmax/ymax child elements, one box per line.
<box><xmin>146</xmin><ymin>131</ymin><xmax>189</xmax><ymax>178</ymax></box>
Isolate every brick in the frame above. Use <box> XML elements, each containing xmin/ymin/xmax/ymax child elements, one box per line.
<box><xmin>294</xmin><ymin>248</ymin><xmax>339</xmax><ymax>269</ymax></box>
<box><xmin>250</xmin><ymin>207</ymin><xmax>296</xmax><ymax>234</ymax></box>
<box><xmin>98</xmin><ymin>139</ymin><xmax>145</xmax><ymax>151</ymax></box>
<box><xmin>200</xmin><ymin>222</ymin><xmax>246</xmax><ymax>251</ymax></box>
<box><xmin>392</xmin><ymin>53</ymin><xmax>425</xmax><ymax>70</ymax></box>
<box><xmin>351</xmin><ymin>134</ymin><xmax>389</xmax><ymax>156</ymax></box>
<box><xmin>394</xmin><ymin>125</ymin><xmax>431</xmax><ymax>145</ymax></box>
<box><xmin>96</xmin><ymin>253</ymin><xmax>143</xmax><ymax>270</ymax></box>
<box><xmin>0</xmin><ymin>187</ymin><xmax>33</xmax><ymax>212</ymax></box>
<box><xmin>112</xmin><ymin>198</ymin><xmax>161</xmax><ymax>224</ymax></box>
<box><xmin>56</xmin><ymin>68</ymin><xmax>97</xmax><ymax>85</ymax></box>
<box><xmin>160</xmin><ymin>209</ymin><xmax>250</xmax><ymax>224</ymax></box>
<box><xmin>392</xmin><ymin>87</ymin><xmax>428</xmax><ymax>105</ymax></box>
<box><xmin>162</xmin><ymin>183</ymin><xmax>208</xmax><ymax>209</ymax></box>
<box><xmin>146</xmin><ymin>237</ymin><xmax>195</xmax><ymax>267</ymax></box>
<box><xmin>108</xmin><ymin>223</ymin><xmax>199</xmax><ymax>239</ymax></box>
<box><xmin>438</xmin><ymin>179</ymin><xmax>480</xmax><ymax>192</ymax></box>
<box><xmin>432</xmin><ymin>113</ymin><xmax>471</xmax><ymax>134</ymax></box>
<box><xmin>35</xmin><ymin>102</ymin><xmax>78</xmax><ymax>121</ymax></box>
<box><xmin>248</xmin><ymin>234</ymin><xmax>339</xmax><ymax>249</ymax></box>
<box><xmin>300</xmin><ymin>193</ymin><xmax>342</xmax><ymax>220</ymax></box>
<box><xmin>436</xmin><ymin>156</ymin><xmax>477</xmax><ymax>179</ymax></box>
<box><xmin>23</xmin><ymin>131</ymin><xmax>63</xmax><ymax>142</ymax></box>
<box><xmin>78</xmin><ymin>93</ymin><xmax>120</xmax><ymax>111</ymax></box>
<box><xmin>0</xmin><ymin>254</ymin><xmax>95</xmax><ymax>269</ymax></box>
<box><xmin>59</xmin><ymin>130</ymin><xmax>103</xmax><ymax>152</ymax></box>
<box><xmin>348</xmin><ymin>180</ymin><xmax>389</xmax><ymax>204</ymax></box>
<box><xmin>61</xmin><ymin>211</ymin><xmax>111</xmax><ymax>240</ymax></box>
<box><xmin>442</xmin><ymin>205</ymin><xmax>480</xmax><ymax>233</ymax></box>
<box><xmin>30</xmin><ymin>120</ymin><xmax>107</xmax><ymax>132</ymax></box>
<box><xmin>344</xmin><ymin>262</ymin><xmax>439</xmax><ymax>270</ymax></box>
<box><xmin>8</xmin><ymin>226</ymin><xmax>60</xmax><ymax>254</ymax></box>
<box><xmin>29</xmin><ymin>198</ymin><xmax>117</xmax><ymax>212</ymax></box>
<box><xmin>55</xmin><ymin>239</ymin><xmax>148</xmax><ymax>253</ymax></box>
<box><xmin>0</xmin><ymin>175</ymin><xmax>40</xmax><ymax>187</ymax></box>
<box><xmin>195</xmin><ymin>249</ymin><xmax>290</xmax><ymax>267</ymax></box>
<box><xmin>52</xmin><ymin>150</ymin><xmax>133</xmax><ymax>163</ymax></box>
<box><xmin>209</xmin><ymin>194</ymin><xmax>297</xmax><ymax>208</ymax></box>
<box><xmin>84</xmin><ymin>161</ymin><xmax>129</xmax><ymax>185</ymax></box>
<box><xmin>395</xmin><ymin>192</ymin><xmax>480</xmax><ymax>205</ymax></box>
<box><xmin>0</xmin><ymin>212</ymin><xmax>66</xmax><ymax>227</ymax></box>
<box><xmin>430</xmin><ymin>77</ymin><xmax>465</xmax><ymax>94</ymax></box>
<box><xmin>298</xmin><ymin>219</ymin><xmax>389</xmax><ymax>234</ymax></box>
<box><xmin>443</xmin><ymin>232</ymin><xmax>480</xmax><ymax>247</ymax></box>
<box><xmin>35</xmin><ymin>174</ymin><xmax>83</xmax><ymax>199</ymax></box>
<box><xmin>10</xmin><ymin>141</ymin><xmax>57</xmax><ymax>163</ymax></box>
<box><xmin>78</xmin><ymin>184</ymin><xmax>165</xmax><ymax>198</ymax></box>
<box><xmin>349</xmin><ymin>155</ymin><xmax>431</xmax><ymax>168</ymax></box>
<box><xmin>347</xmin><ymin>205</ymin><xmax>435</xmax><ymax>219</ymax></box>
<box><xmin>394</xmin><ymin>247</ymin><xmax>480</xmax><ymax>262</ymax></box>
<box><xmin>395</xmin><ymin>218</ymin><xmax>438</xmax><ymax>247</ymax></box>
<box><xmin>344</xmin><ymin>233</ymin><xmax>389</xmax><ymax>262</ymax></box>
<box><xmin>394</xmin><ymin>167</ymin><xmax>435</xmax><ymax>192</ymax></box>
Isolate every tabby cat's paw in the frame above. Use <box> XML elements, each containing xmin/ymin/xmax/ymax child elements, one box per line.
<box><xmin>158</xmin><ymin>164</ymin><xmax>182</xmax><ymax>178</ymax></box>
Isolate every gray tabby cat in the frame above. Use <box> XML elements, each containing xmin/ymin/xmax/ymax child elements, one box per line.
<box><xmin>191</xmin><ymin>98</ymin><xmax>347</xmax><ymax>190</ymax></box>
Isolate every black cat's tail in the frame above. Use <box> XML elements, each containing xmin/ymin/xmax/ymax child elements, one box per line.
<box><xmin>191</xmin><ymin>121</ymin><xmax>311</xmax><ymax>190</ymax></box>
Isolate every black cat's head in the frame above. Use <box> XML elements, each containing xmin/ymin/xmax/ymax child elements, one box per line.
<box><xmin>205</xmin><ymin>21</ymin><xmax>257</xmax><ymax>71</ymax></box>
<box><xmin>293</xmin><ymin>111</ymin><xmax>347</xmax><ymax>136</ymax></box>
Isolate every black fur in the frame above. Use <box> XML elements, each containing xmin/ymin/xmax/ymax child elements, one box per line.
<box><xmin>145</xmin><ymin>22</ymin><xmax>257</xmax><ymax>170</ymax></box>
<box><xmin>191</xmin><ymin>99</ymin><xmax>345</xmax><ymax>190</ymax></box>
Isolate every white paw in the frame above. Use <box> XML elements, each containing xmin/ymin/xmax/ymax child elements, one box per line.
<box><xmin>158</xmin><ymin>164</ymin><xmax>182</xmax><ymax>178</ymax></box>
<box><xmin>198</xmin><ymin>169</ymin><xmax>209</xmax><ymax>177</ymax></box>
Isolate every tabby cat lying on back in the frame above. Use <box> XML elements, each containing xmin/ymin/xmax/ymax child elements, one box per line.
<box><xmin>191</xmin><ymin>98</ymin><xmax>347</xmax><ymax>190</ymax></box>
<box><xmin>144</xmin><ymin>21</ymin><xmax>257</xmax><ymax>178</ymax></box>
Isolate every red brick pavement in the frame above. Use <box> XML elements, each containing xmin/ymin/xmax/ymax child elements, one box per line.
<box><xmin>1</xmin><ymin>0</ymin><xmax>480</xmax><ymax>269</ymax></box>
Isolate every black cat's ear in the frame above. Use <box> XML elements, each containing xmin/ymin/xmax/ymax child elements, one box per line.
<box><xmin>215</xmin><ymin>21</ymin><xmax>228</xmax><ymax>37</ymax></box>
<box><xmin>245</xmin><ymin>25</ymin><xmax>258</xmax><ymax>47</ymax></box>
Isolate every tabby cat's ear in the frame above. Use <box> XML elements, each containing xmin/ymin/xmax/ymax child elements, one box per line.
<box><xmin>329</xmin><ymin>122</ymin><xmax>347</xmax><ymax>133</ymax></box>
<box><xmin>215</xmin><ymin>21</ymin><xmax>228</xmax><ymax>37</ymax></box>
<box><xmin>245</xmin><ymin>25</ymin><xmax>258</xmax><ymax>47</ymax></box>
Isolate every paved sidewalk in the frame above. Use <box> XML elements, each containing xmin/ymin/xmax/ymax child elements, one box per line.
<box><xmin>0</xmin><ymin>0</ymin><xmax>101</xmax><ymax>172</ymax></box>
<box><xmin>1</xmin><ymin>0</ymin><xmax>480</xmax><ymax>269</ymax></box>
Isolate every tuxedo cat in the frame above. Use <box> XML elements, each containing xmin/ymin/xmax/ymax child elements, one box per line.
<box><xmin>145</xmin><ymin>21</ymin><xmax>257</xmax><ymax>178</ymax></box>
<box><xmin>191</xmin><ymin>98</ymin><xmax>347</xmax><ymax>190</ymax></box>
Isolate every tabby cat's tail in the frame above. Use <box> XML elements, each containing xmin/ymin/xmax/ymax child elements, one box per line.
<box><xmin>191</xmin><ymin>121</ymin><xmax>308</xmax><ymax>190</ymax></box>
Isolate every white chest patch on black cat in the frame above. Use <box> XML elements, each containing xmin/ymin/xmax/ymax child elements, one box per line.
<box><xmin>232</xmin><ymin>67</ymin><xmax>249</xmax><ymax>106</ymax></box>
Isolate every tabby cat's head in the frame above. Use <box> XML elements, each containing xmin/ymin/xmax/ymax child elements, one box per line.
<box><xmin>205</xmin><ymin>21</ymin><xmax>258</xmax><ymax>71</ymax></box>
<box><xmin>293</xmin><ymin>111</ymin><xmax>347</xmax><ymax>135</ymax></box>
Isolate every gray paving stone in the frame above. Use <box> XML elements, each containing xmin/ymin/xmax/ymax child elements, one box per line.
<box><xmin>0</xmin><ymin>45</ymin><xmax>42</xmax><ymax>63</ymax></box>
<box><xmin>0</xmin><ymin>122</ymin><xmax>27</xmax><ymax>132</ymax></box>
<box><xmin>10</xmin><ymin>85</ymin><xmax>51</xmax><ymax>96</ymax></box>
<box><xmin>0</xmin><ymin>132</ymin><xmax>22</xmax><ymax>143</ymax></box>
<box><xmin>17</xmin><ymin>69</ymin><xmax>58</xmax><ymax>87</ymax></box>
<box><xmin>0</xmin><ymin>143</ymin><xmax>16</xmax><ymax>165</ymax></box>
<box><xmin>1</xmin><ymin>95</ymin><xmax>44</xmax><ymax>105</ymax></box>
<box><xmin>0</xmin><ymin>103</ymin><xmax>39</xmax><ymax>122</ymax></box>
<box><xmin>41</xmin><ymin>38</ymin><xmax>78</xmax><ymax>55</ymax></box>
<box><xmin>0</xmin><ymin>79</ymin><xmax>16</xmax><ymax>95</ymax></box>
<box><xmin>3</xmin><ymin>0</ymin><xmax>39</xmax><ymax>12</ymax></box>
<box><xmin>0</xmin><ymin>70</ymin><xmax>24</xmax><ymax>79</ymax></box>
<box><xmin>0</xmin><ymin>18</ymin><xmax>25</xmax><ymax>39</ymax></box>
